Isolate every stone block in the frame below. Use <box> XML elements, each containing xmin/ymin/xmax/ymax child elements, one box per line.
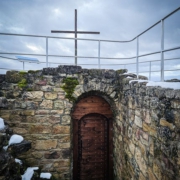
<box><xmin>148</xmin><ymin>168</ymin><xmax>157</xmax><ymax>180</ymax></box>
<box><xmin>52</xmin><ymin>125</ymin><xmax>70</xmax><ymax>134</ymax></box>
<box><xmin>35</xmin><ymin>140</ymin><xmax>57</xmax><ymax>150</ymax></box>
<box><xmin>29</xmin><ymin>124</ymin><xmax>51</xmax><ymax>134</ymax></box>
<box><xmin>143</xmin><ymin>122</ymin><xmax>157</xmax><ymax>137</ymax></box>
<box><xmin>135</xmin><ymin>147</ymin><xmax>147</xmax><ymax>176</ymax></box>
<box><xmin>58</xmin><ymin>142</ymin><xmax>70</xmax><ymax>149</ymax></box>
<box><xmin>54</xmin><ymin>100</ymin><xmax>64</xmax><ymax>109</ymax></box>
<box><xmin>61</xmin><ymin>115</ymin><xmax>71</xmax><ymax>125</ymax></box>
<box><xmin>32</xmin><ymin>151</ymin><xmax>43</xmax><ymax>159</ymax></box>
<box><xmin>44</xmin><ymin>151</ymin><xmax>60</xmax><ymax>159</ymax></box>
<box><xmin>45</xmin><ymin>92</ymin><xmax>57</xmax><ymax>100</ymax></box>
<box><xmin>35</xmin><ymin>110</ymin><xmax>50</xmax><ymax>115</ymax></box>
<box><xmin>53</xmin><ymin>159</ymin><xmax>70</xmax><ymax>168</ymax></box>
<box><xmin>134</xmin><ymin>115</ymin><xmax>142</xmax><ymax>128</ymax></box>
<box><xmin>171</xmin><ymin>100</ymin><xmax>180</xmax><ymax>109</ymax></box>
<box><xmin>0</xmin><ymin>97</ymin><xmax>8</xmax><ymax>108</ymax></box>
<box><xmin>40</xmin><ymin>100</ymin><xmax>53</xmax><ymax>109</ymax></box>
<box><xmin>160</xmin><ymin>118</ymin><xmax>175</xmax><ymax>131</ymax></box>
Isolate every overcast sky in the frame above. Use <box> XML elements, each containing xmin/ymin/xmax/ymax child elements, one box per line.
<box><xmin>0</xmin><ymin>0</ymin><xmax>180</xmax><ymax>81</ymax></box>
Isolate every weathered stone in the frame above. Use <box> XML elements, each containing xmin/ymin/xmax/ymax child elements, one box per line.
<box><xmin>134</xmin><ymin>115</ymin><xmax>142</xmax><ymax>128</ymax></box>
<box><xmin>171</xmin><ymin>100</ymin><xmax>180</xmax><ymax>109</ymax></box>
<box><xmin>160</xmin><ymin>118</ymin><xmax>175</xmax><ymax>131</ymax></box>
<box><xmin>153</xmin><ymin>161</ymin><xmax>162</xmax><ymax>179</ymax></box>
<box><xmin>32</xmin><ymin>152</ymin><xmax>43</xmax><ymax>159</ymax></box>
<box><xmin>58</xmin><ymin>142</ymin><xmax>70</xmax><ymax>149</ymax></box>
<box><xmin>35</xmin><ymin>110</ymin><xmax>50</xmax><ymax>115</ymax></box>
<box><xmin>5</xmin><ymin>71</ymin><xmax>22</xmax><ymax>83</ymax></box>
<box><xmin>148</xmin><ymin>168</ymin><xmax>157</xmax><ymax>180</ymax></box>
<box><xmin>45</xmin><ymin>92</ymin><xmax>57</xmax><ymax>100</ymax></box>
<box><xmin>61</xmin><ymin>115</ymin><xmax>71</xmax><ymax>125</ymax></box>
<box><xmin>44</xmin><ymin>151</ymin><xmax>60</xmax><ymax>159</ymax></box>
<box><xmin>54</xmin><ymin>100</ymin><xmax>64</xmax><ymax>109</ymax></box>
<box><xmin>29</xmin><ymin>124</ymin><xmax>51</xmax><ymax>134</ymax></box>
<box><xmin>0</xmin><ymin>97</ymin><xmax>8</xmax><ymax>108</ymax></box>
<box><xmin>41</xmin><ymin>85</ymin><xmax>53</xmax><ymax>92</ymax></box>
<box><xmin>40</xmin><ymin>100</ymin><xmax>53</xmax><ymax>109</ymax></box>
<box><xmin>143</xmin><ymin>122</ymin><xmax>157</xmax><ymax>137</ymax></box>
<box><xmin>53</xmin><ymin>159</ymin><xmax>70</xmax><ymax>167</ymax></box>
<box><xmin>135</xmin><ymin>147</ymin><xmax>147</xmax><ymax>176</ymax></box>
<box><xmin>35</xmin><ymin>140</ymin><xmax>57</xmax><ymax>150</ymax></box>
<box><xmin>23</xmin><ymin>91</ymin><xmax>43</xmax><ymax>101</ymax></box>
<box><xmin>52</xmin><ymin>125</ymin><xmax>70</xmax><ymax>134</ymax></box>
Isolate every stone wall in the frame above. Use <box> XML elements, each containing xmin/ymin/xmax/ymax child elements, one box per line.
<box><xmin>0</xmin><ymin>65</ymin><xmax>180</xmax><ymax>179</ymax></box>
<box><xmin>114</xmin><ymin>74</ymin><xmax>180</xmax><ymax>180</ymax></box>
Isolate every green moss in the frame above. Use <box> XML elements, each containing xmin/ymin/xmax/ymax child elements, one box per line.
<box><xmin>61</xmin><ymin>77</ymin><xmax>79</xmax><ymax>102</ymax></box>
<box><xmin>18</xmin><ymin>78</ymin><xmax>27</xmax><ymax>88</ymax></box>
<box><xmin>28</xmin><ymin>70</ymin><xmax>40</xmax><ymax>74</ymax></box>
<box><xmin>27</xmin><ymin>88</ymin><xmax>33</xmax><ymax>91</ymax></box>
<box><xmin>116</xmin><ymin>69</ymin><xmax>127</xmax><ymax>74</ymax></box>
<box><xmin>19</xmin><ymin>71</ymin><xmax>28</xmax><ymax>75</ymax></box>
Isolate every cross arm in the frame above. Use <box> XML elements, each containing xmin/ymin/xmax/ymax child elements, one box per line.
<box><xmin>51</xmin><ymin>30</ymin><xmax>100</xmax><ymax>34</ymax></box>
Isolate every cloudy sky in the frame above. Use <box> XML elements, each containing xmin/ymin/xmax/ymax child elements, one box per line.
<box><xmin>0</xmin><ymin>0</ymin><xmax>180</xmax><ymax>81</ymax></box>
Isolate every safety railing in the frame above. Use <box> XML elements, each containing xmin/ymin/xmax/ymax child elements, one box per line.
<box><xmin>0</xmin><ymin>7</ymin><xmax>180</xmax><ymax>81</ymax></box>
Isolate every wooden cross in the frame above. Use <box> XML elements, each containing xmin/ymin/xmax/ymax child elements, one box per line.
<box><xmin>51</xmin><ymin>9</ymin><xmax>100</xmax><ymax>65</ymax></box>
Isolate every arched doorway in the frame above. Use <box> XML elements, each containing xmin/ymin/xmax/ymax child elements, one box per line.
<box><xmin>72</xmin><ymin>95</ymin><xmax>113</xmax><ymax>180</ymax></box>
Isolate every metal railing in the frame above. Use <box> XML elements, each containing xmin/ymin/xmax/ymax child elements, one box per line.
<box><xmin>0</xmin><ymin>7</ymin><xmax>180</xmax><ymax>81</ymax></box>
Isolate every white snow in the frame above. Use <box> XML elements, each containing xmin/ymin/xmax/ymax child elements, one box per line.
<box><xmin>129</xmin><ymin>80</ymin><xmax>180</xmax><ymax>90</ymax></box>
<box><xmin>3</xmin><ymin>145</ymin><xmax>8</xmax><ymax>151</ymax></box>
<box><xmin>0</xmin><ymin>117</ymin><xmax>5</xmax><ymax>130</ymax></box>
<box><xmin>40</xmin><ymin>173</ymin><xmax>52</xmax><ymax>179</ymax></box>
<box><xmin>146</xmin><ymin>81</ymin><xmax>180</xmax><ymax>90</ymax></box>
<box><xmin>9</xmin><ymin>134</ymin><xmax>24</xmax><ymax>146</ymax></box>
<box><xmin>15</xmin><ymin>158</ymin><xmax>22</xmax><ymax>165</ymax></box>
<box><xmin>21</xmin><ymin>167</ymin><xmax>39</xmax><ymax>180</ymax></box>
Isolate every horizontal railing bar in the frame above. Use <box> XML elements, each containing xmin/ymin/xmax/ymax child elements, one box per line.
<box><xmin>0</xmin><ymin>54</ymin><xmax>179</xmax><ymax>65</ymax></box>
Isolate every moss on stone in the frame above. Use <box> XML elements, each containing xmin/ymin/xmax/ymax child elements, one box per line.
<box><xmin>61</xmin><ymin>77</ymin><xmax>79</xmax><ymax>102</ymax></box>
<box><xmin>19</xmin><ymin>71</ymin><xmax>28</xmax><ymax>75</ymax></box>
<box><xmin>28</xmin><ymin>70</ymin><xmax>40</xmax><ymax>74</ymax></box>
<box><xmin>18</xmin><ymin>78</ymin><xmax>27</xmax><ymax>88</ymax></box>
<box><xmin>116</xmin><ymin>69</ymin><xmax>128</xmax><ymax>74</ymax></box>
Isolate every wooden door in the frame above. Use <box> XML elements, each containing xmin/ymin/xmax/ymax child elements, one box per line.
<box><xmin>72</xmin><ymin>96</ymin><xmax>113</xmax><ymax>180</ymax></box>
<box><xmin>78</xmin><ymin>113</ymin><xmax>108</xmax><ymax>180</ymax></box>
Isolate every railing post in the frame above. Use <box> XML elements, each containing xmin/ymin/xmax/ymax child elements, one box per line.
<box><xmin>46</xmin><ymin>37</ymin><xmax>48</xmax><ymax>67</ymax></box>
<box><xmin>161</xmin><ymin>20</ymin><xmax>164</xmax><ymax>81</ymax></box>
<box><xmin>136</xmin><ymin>37</ymin><xmax>139</xmax><ymax>78</ymax></box>
<box><xmin>23</xmin><ymin>62</ymin><xmax>25</xmax><ymax>70</ymax></box>
<box><xmin>149</xmin><ymin>61</ymin><xmax>151</xmax><ymax>80</ymax></box>
<box><xmin>98</xmin><ymin>40</ymin><xmax>101</xmax><ymax>69</ymax></box>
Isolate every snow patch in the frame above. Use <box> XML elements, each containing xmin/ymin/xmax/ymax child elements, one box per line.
<box><xmin>40</xmin><ymin>173</ymin><xmax>52</xmax><ymax>179</ymax></box>
<box><xmin>0</xmin><ymin>117</ymin><xmax>5</xmax><ymax>130</ymax></box>
<box><xmin>129</xmin><ymin>80</ymin><xmax>180</xmax><ymax>90</ymax></box>
<box><xmin>21</xmin><ymin>167</ymin><xmax>39</xmax><ymax>180</ymax></box>
<box><xmin>15</xmin><ymin>158</ymin><xmax>22</xmax><ymax>165</ymax></box>
<box><xmin>147</xmin><ymin>81</ymin><xmax>180</xmax><ymax>90</ymax></box>
<box><xmin>9</xmin><ymin>134</ymin><xmax>24</xmax><ymax>146</ymax></box>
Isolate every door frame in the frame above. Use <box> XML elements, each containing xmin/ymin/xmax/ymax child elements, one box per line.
<box><xmin>72</xmin><ymin>95</ymin><xmax>113</xmax><ymax>179</ymax></box>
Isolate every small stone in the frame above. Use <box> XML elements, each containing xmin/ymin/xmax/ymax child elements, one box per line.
<box><xmin>134</xmin><ymin>115</ymin><xmax>142</xmax><ymax>128</ymax></box>
<box><xmin>143</xmin><ymin>122</ymin><xmax>157</xmax><ymax>137</ymax></box>
<box><xmin>61</xmin><ymin>115</ymin><xmax>71</xmax><ymax>125</ymax></box>
<box><xmin>40</xmin><ymin>100</ymin><xmax>53</xmax><ymax>109</ymax></box>
<box><xmin>35</xmin><ymin>140</ymin><xmax>57</xmax><ymax>150</ymax></box>
<box><xmin>52</xmin><ymin>125</ymin><xmax>70</xmax><ymax>134</ymax></box>
<box><xmin>160</xmin><ymin>118</ymin><xmax>175</xmax><ymax>131</ymax></box>
<box><xmin>45</xmin><ymin>92</ymin><xmax>57</xmax><ymax>100</ymax></box>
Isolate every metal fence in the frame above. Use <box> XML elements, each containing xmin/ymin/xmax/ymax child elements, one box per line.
<box><xmin>0</xmin><ymin>7</ymin><xmax>180</xmax><ymax>81</ymax></box>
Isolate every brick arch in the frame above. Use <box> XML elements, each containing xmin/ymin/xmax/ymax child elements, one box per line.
<box><xmin>72</xmin><ymin>95</ymin><xmax>113</xmax><ymax>179</ymax></box>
